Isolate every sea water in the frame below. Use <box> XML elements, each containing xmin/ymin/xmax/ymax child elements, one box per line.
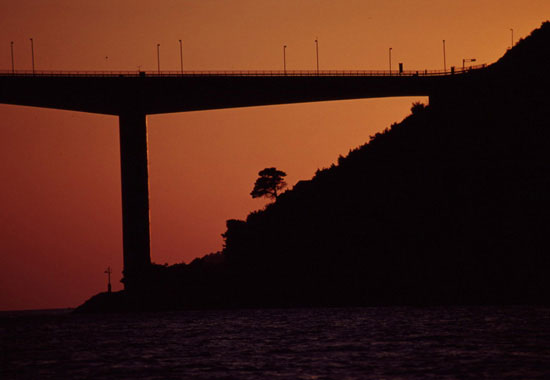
<box><xmin>1</xmin><ymin>306</ymin><xmax>549</xmax><ymax>379</ymax></box>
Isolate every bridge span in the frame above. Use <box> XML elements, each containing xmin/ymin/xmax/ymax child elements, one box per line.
<box><xmin>0</xmin><ymin>67</ymin><xmax>486</xmax><ymax>289</ymax></box>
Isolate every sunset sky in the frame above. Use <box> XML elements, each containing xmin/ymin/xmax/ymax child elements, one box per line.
<box><xmin>1</xmin><ymin>0</ymin><xmax>549</xmax><ymax>311</ymax></box>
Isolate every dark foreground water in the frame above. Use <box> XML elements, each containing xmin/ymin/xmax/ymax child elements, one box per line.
<box><xmin>1</xmin><ymin>306</ymin><xmax>549</xmax><ymax>379</ymax></box>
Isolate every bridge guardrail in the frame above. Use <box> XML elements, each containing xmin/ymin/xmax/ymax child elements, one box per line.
<box><xmin>0</xmin><ymin>65</ymin><xmax>487</xmax><ymax>78</ymax></box>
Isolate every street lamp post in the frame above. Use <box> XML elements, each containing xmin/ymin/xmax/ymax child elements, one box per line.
<box><xmin>443</xmin><ymin>40</ymin><xmax>446</xmax><ymax>72</ymax></box>
<box><xmin>179</xmin><ymin>40</ymin><xmax>183</xmax><ymax>74</ymax></box>
<box><xmin>30</xmin><ymin>38</ymin><xmax>35</xmax><ymax>74</ymax></box>
<box><xmin>315</xmin><ymin>38</ymin><xmax>319</xmax><ymax>74</ymax></box>
<box><xmin>157</xmin><ymin>43</ymin><xmax>160</xmax><ymax>74</ymax></box>
<box><xmin>462</xmin><ymin>58</ymin><xmax>476</xmax><ymax>70</ymax></box>
<box><xmin>510</xmin><ymin>28</ymin><xmax>514</xmax><ymax>48</ymax></box>
<box><xmin>283</xmin><ymin>45</ymin><xmax>287</xmax><ymax>74</ymax></box>
<box><xmin>10</xmin><ymin>41</ymin><xmax>14</xmax><ymax>73</ymax></box>
<box><xmin>389</xmin><ymin>47</ymin><xmax>392</xmax><ymax>74</ymax></box>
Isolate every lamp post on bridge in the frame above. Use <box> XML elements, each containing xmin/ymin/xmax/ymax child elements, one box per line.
<box><xmin>10</xmin><ymin>41</ymin><xmax>14</xmax><ymax>73</ymax></box>
<box><xmin>389</xmin><ymin>47</ymin><xmax>393</xmax><ymax>74</ymax></box>
<box><xmin>443</xmin><ymin>40</ymin><xmax>446</xmax><ymax>72</ymax></box>
<box><xmin>315</xmin><ymin>38</ymin><xmax>319</xmax><ymax>74</ymax></box>
<box><xmin>157</xmin><ymin>43</ymin><xmax>160</xmax><ymax>74</ymax></box>
<box><xmin>30</xmin><ymin>38</ymin><xmax>35</xmax><ymax>75</ymax></box>
<box><xmin>179</xmin><ymin>39</ymin><xmax>183</xmax><ymax>74</ymax></box>
<box><xmin>283</xmin><ymin>45</ymin><xmax>287</xmax><ymax>74</ymax></box>
<box><xmin>462</xmin><ymin>58</ymin><xmax>476</xmax><ymax>71</ymax></box>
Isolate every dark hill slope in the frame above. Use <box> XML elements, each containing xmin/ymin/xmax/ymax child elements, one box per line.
<box><xmin>220</xmin><ymin>22</ymin><xmax>550</xmax><ymax>306</ymax></box>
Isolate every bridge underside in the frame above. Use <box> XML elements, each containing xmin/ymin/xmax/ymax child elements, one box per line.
<box><xmin>0</xmin><ymin>73</ymin><xmax>477</xmax><ymax>290</ymax></box>
<box><xmin>0</xmin><ymin>74</ymin><xmax>452</xmax><ymax>115</ymax></box>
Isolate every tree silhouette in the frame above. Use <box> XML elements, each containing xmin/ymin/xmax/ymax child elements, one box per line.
<box><xmin>251</xmin><ymin>167</ymin><xmax>287</xmax><ymax>200</ymax></box>
<box><xmin>410</xmin><ymin>101</ymin><xmax>426</xmax><ymax>114</ymax></box>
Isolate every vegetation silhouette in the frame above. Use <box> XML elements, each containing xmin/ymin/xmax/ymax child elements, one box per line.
<box><xmin>251</xmin><ymin>167</ymin><xmax>287</xmax><ymax>200</ymax></box>
<box><xmin>77</xmin><ymin>21</ymin><xmax>550</xmax><ymax>312</ymax></box>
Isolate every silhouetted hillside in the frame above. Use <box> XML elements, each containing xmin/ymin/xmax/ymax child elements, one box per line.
<box><xmin>77</xmin><ymin>22</ymin><xmax>550</xmax><ymax>312</ymax></box>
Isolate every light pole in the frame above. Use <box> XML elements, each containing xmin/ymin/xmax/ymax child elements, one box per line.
<box><xmin>179</xmin><ymin>39</ymin><xmax>183</xmax><ymax>74</ymax></box>
<box><xmin>157</xmin><ymin>43</ymin><xmax>160</xmax><ymax>74</ymax></box>
<box><xmin>389</xmin><ymin>47</ymin><xmax>392</xmax><ymax>74</ymax></box>
<box><xmin>443</xmin><ymin>40</ymin><xmax>446</xmax><ymax>72</ymax></box>
<box><xmin>510</xmin><ymin>28</ymin><xmax>514</xmax><ymax>48</ymax></box>
<box><xmin>30</xmin><ymin>38</ymin><xmax>35</xmax><ymax>74</ymax></box>
<box><xmin>104</xmin><ymin>266</ymin><xmax>112</xmax><ymax>293</ymax></box>
<box><xmin>315</xmin><ymin>38</ymin><xmax>319</xmax><ymax>74</ymax></box>
<box><xmin>10</xmin><ymin>41</ymin><xmax>14</xmax><ymax>73</ymax></box>
<box><xmin>462</xmin><ymin>58</ymin><xmax>476</xmax><ymax>70</ymax></box>
<box><xmin>283</xmin><ymin>45</ymin><xmax>287</xmax><ymax>74</ymax></box>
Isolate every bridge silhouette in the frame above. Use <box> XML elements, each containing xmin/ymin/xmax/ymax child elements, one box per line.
<box><xmin>0</xmin><ymin>66</ymin><xmax>485</xmax><ymax>290</ymax></box>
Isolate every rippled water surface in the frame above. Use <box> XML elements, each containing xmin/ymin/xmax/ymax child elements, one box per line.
<box><xmin>1</xmin><ymin>306</ymin><xmax>549</xmax><ymax>379</ymax></box>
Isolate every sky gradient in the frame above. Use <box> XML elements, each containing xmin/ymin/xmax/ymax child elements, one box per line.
<box><xmin>1</xmin><ymin>0</ymin><xmax>549</xmax><ymax>310</ymax></box>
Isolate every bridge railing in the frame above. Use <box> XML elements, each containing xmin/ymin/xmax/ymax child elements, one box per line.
<box><xmin>0</xmin><ymin>64</ymin><xmax>487</xmax><ymax>78</ymax></box>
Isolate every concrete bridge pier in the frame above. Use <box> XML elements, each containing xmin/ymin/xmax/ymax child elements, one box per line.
<box><xmin>118</xmin><ymin>112</ymin><xmax>152</xmax><ymax>290</ymax></box>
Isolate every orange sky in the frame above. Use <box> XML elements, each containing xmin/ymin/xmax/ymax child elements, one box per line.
<box><xmin>1</xmin><ymin>0</ymin><xmax>549</xmax><ymax>311</ymax></box>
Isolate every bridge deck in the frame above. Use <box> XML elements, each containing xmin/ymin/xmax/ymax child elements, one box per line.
<box><xmin>0</xmin><ymin>65</ymin><xmax>487</xmax><ymax>115</ymax></box>
<box><xmin>0</xmin><ymin>65</ymin><xmax>486</xmax><ymax>78</ymax></box>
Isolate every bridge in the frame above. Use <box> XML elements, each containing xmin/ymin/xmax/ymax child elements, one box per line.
<box><xmin>0</xmin><ymin>66</ymin><xmax>486</xmax><ymax>290</ymax></box>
